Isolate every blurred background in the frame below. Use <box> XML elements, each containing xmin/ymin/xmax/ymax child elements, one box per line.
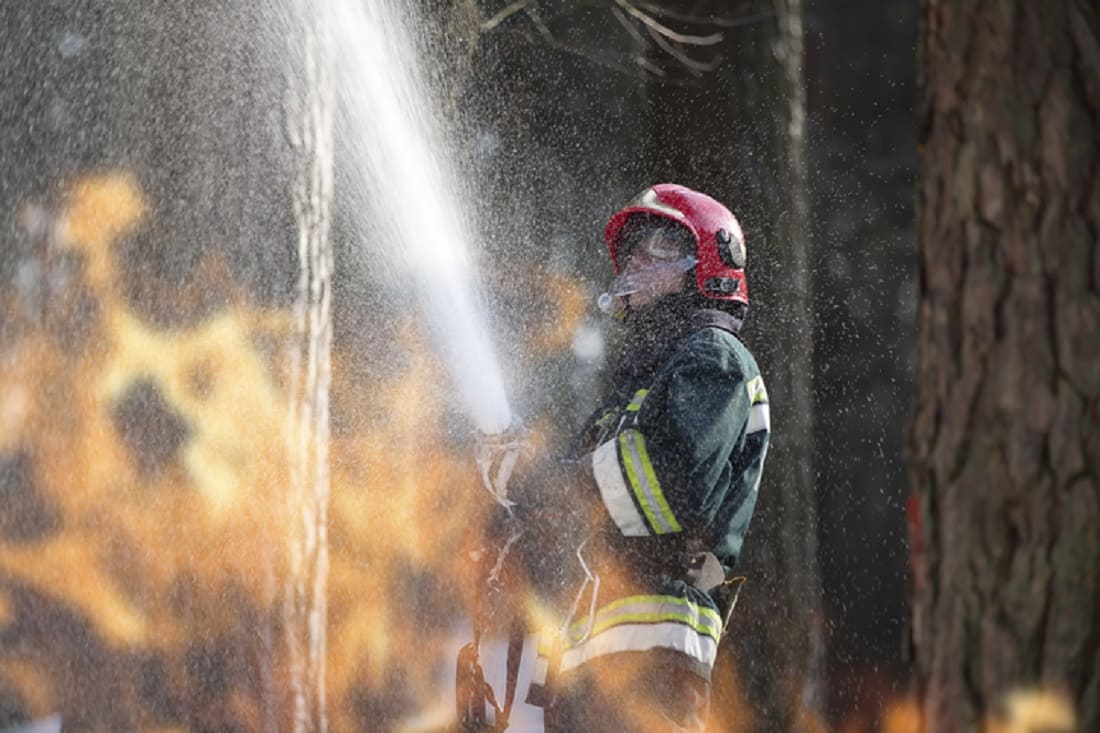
<box><xmin>0</xmin><ymin>1</ymin><xmax>917</xmax><ymax>731</ymax></box>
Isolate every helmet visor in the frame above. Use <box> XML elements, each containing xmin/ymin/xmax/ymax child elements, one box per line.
<box><xmin>605</xmin><ymin>254</ymin><xmax>697</xmax><ymax>298</ymax></box>
<box><xmin>601</xmin><ymin>216</ymin><xmax>697</xmax><ymax>317</ymax></box>
<box><xmin>616</xmin><ymin>214</ymin><xmax>696</xmax><ymax>268</ymax></box>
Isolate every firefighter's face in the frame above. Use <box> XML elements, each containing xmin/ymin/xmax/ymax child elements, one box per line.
<box><xmin>621</xmin><ymin>228</ymin><xmax>692</xmax><ymax>308</ymax></box>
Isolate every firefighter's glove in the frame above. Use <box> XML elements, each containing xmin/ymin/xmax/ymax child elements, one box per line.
<box><xmin>475</xmin><ymin>416</ymin><xmax>529</xmax><ymax>509</ymax></box>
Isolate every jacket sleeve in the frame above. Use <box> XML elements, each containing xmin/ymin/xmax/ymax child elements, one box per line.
<box><xmin>586</xmin><ymin>332</ymin><xmax>759</xmax><ymax>537</ymax></box>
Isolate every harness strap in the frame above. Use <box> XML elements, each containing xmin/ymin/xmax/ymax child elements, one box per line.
<box><xmin>456</xmin><ymin>618</ymin><xmax>526</xmax><ymax>731</ymax></box>
<box><xmin>457</xmin><ymin>524</ymin><xmax>527</xmax><ymax>732</ymax></box>
<box><xmin>497</xmin><ymin>620</ymin><xmax>526</xmax><ymax>729</ymax></box>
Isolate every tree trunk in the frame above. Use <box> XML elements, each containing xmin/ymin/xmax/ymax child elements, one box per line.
<box><xmin>101</xmin><ymin>2</ymin><xmax>298</xmax><ymax>317</ymax></box>
<box><xmin>280</xmin><ymin>4</ymin><xmax>334</xmax><ymax>731</ymax></box>
<box><xmin>909</xmin><ymin>1</ymin><xmax>1100</xmax><ymax>730</ymax></box>
<box><xmin>643</xmin><ymin>1</ymin><xmax>824</xmax><ymax>730</ymax></box>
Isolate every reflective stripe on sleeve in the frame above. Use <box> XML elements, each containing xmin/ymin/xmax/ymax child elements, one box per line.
<box><xmin>559</xmin><ymin>595</ymin><xmax>722</xmax><ymax>674</ymax></box>
<box><xmin>619</xmin><ymin>429</ymin><xmax>681</xmax><ymax>534</ymax></box>
<box><xmin>746</xmin><ymin>375</ymin><xmax>770</xmax><ymax>434</ymax></box>
<box><xmin>592</xmin><ymin>438</ymin><xmax>650</xmax><ymax>536</ymax></box>
<box><xmin>748</xmin><ymin>403</ymin><xmax>770</xmax><ymax>433</ymax></box>
<box><xmin>568</xmin><ymin>594</ymin><xmax>723</xmax><ymax>643</ymax></box>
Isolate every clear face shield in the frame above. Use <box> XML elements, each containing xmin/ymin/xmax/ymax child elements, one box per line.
<box><xmin>598</xmin><ymin>220</ymin><xmax>697</xmax><ymax>318</ymax></box>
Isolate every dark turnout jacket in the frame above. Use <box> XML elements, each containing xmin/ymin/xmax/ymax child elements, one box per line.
<box><xmin>535</xmin><ymin>306</ymin><xmax>770</xmax><ymax>684</ymax></box>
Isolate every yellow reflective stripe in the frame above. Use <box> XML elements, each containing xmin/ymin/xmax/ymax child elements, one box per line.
<box><xmin>619</xmin><ymin>430</ymin><xmax>681</xmax><ymax>534</ymax></box>
<box><xmin>593</xmin><ymin>438</ymin><xmax>650</xmax><ymax>536</ymax></box>
<box><xmin>636</xmin><ymin>432</ymin><xmax>680</xmax><ymax>532</ymax></box>
<box><xmin>558</xmin><ymin>622</ymin><xmax>719</xmax><ymax>673</ymax></box>
<box><xmin>580</xmin><ymin>594</ymin><xmax>724</xmax><ymax>626</ymax></box>
<box><xmin>537</xmin><ymin>628</ymin><xmax>563</xmax><ymax>657</ymax></box>
<box><xmin>745</xmin><ymin>376</ymin><xmax>770</xmax><ymax>433</ymax></box>
<box><xmin>746</xmin><ymin>375</ymin><xmax>768</xmax><ymax>405</ymax></box>
<box><xmin>568</xmin><ymin>595</ymin><xmax>723</xmax><ymax>643</ymax></box>
<box><xmin>625</xmin><ymin>388</ymin><xmax>649</xmax><ymax>412</ymax></box>
<box><xmin>618</xmin><ymin>431</ymin><xmax>658</xmax><ymax>529</ymax></box>
<box><xmin>588</xmin><ymin>610</ymin><xmax>719</xmax><ymax>642</ymax></box>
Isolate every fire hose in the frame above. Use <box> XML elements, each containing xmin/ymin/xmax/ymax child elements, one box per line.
<box><xmin>456</xmin><ymin>422</ymin><xmax>528</xmax><ymax>732</ymax></box>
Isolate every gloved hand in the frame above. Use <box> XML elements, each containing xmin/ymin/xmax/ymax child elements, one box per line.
<box><xmin>474</xmin><ymin>416</ymin><xmax>529</xmax><ymax>509</ymax></box>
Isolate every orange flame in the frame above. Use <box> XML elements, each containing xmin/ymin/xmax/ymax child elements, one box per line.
<box><xmin>0</xmin><ymin>171</ymin><xmax>592</xmax><ymax>729</ymax></box>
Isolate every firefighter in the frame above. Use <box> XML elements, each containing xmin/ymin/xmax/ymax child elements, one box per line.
<box><xmin>527</xmin><ymin>183</ymin><xmax>772</xmax><ymax>732</ymax></box>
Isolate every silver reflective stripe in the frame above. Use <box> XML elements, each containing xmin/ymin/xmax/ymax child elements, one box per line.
<box><xmin>748</xmin><ymin>402</ymin><xmax>770</xmax><ymax>433</ymax></box>
<box><xmin>746</xmin><ymin>375</ymin><xmax>770</xmax><ymax>434</ymax></box>
<box><xmin>592</xmin><ymin>438</ymin><xmax>649</xmax><ymax>536</ymax></box>
<box><xmin>559</xmin><ymin>622</ymin><xmax>719</xmax><ymax>673</ymax></box>
<box><xmin>567</xmin><ymin>595</ymin><xmax>723</xmax><ymax>644</ymax></box>
<box><xmin>619</xmin><ymin>430</ymin><xmax>680</xmax><ymax>534</ymax></box>
<box><xmin>560</xmin><ymin>595</ymin><xmax>723</xmax><ymax>673</ymax></box>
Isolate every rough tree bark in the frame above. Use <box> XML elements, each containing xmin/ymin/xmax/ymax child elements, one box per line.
<box><xmin>643</xmin><ymin>1</ymin><xmax>824</xmax><ymax>730</ymax></box>
<box><xmin>909</xmin><ymin>0</ymin><xmax>1100</xmax><ymax>730</ymax></box>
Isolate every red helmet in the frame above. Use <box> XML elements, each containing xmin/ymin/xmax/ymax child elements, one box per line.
<box><xmin>604</xmin><ymin>183</ymin><xmax>748</xmax><ymax>305</ymax></box>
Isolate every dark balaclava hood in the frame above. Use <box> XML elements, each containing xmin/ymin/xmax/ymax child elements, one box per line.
<box><xmin>611</xmin><ymin>291</ymin><xmax>744</xmax><ymax>384</ymax></box>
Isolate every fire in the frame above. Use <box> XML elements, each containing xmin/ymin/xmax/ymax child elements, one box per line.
<box><xmin>55</xmin><ymin>170</ymin><xmax>146</xmax><ymax>292</ymax></box>
<box><xmin>0</xmin><ymin>170</ymin><xmax>589</xmax><ymax>729</ymax></box>
<box><xmin>879</xmin><ymin>696</ymin><xmax>921</xmax><ymax>733</ymax></box>
<box><xmin>984</xmin><ymin>688</ymin><xmax>1076</xmax><ymax>733</ymax></box>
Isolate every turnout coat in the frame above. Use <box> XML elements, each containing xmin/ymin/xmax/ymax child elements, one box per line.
<box><xmin>531</xmin><ymin>307</ymin><xmax>770</xmax><ymax>689</ymax></box>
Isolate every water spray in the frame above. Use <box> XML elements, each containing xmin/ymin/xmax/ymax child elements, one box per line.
<box><xmin>326</xmin><ymin>0</ymin><xmax>512</xmax><ymax>438</ymax></box>
<box><xmin>324</xmin><ymin>5</ymin><xmax>536</xmax><ymax>728</ymax></box>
